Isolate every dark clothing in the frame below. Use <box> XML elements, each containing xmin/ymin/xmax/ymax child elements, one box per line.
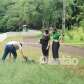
<box><xmin>2</xmin><ymin>45</ymin><xmax>17</xmax><ymax>61</ymax></box>
<box><xmin>52</xmin><ymin>41</ymin><xmax>60</xmax><ymax>59</ymax></box>
<box><xmin>42</xmin><ymin>45</ymin><xmax>49</xmax><ymax>56</ymax></box>
<box><xmin>40</xmin><ymin>34</ymin><xmax>50</xmax><ymax>56</ymax></box>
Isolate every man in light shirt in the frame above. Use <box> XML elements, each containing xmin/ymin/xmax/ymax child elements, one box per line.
<box><xmin>2</xmin><ymin>41</ymin><xmax>25</xmax><ymax>62</ymax></box>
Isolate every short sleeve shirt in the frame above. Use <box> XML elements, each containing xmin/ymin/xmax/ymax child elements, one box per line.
<box><xmin>51</xmin><ymin>32</ymin><xmax>61</xmax><ymax>40</ymax></box>
<box><xmin>7</xmin><ymin>41</ymin><xmax>22</xmax><ymax>50</ymax></box>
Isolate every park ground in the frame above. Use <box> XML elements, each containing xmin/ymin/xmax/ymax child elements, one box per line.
<box><xmin>0</xmin><ymin>31</ymin><xmax>84</xmax><ymax>84</ymax></box>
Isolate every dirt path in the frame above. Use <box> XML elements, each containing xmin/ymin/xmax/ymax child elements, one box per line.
<box><xmin>23</xmin><ymin>37</ymin><xmax>84</xmax><ymax>57</ymax></box>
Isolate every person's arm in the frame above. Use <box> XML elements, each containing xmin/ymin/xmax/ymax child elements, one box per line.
<box><xmin>48</xmin><ymin>40</ymin><xmax>50</xmax><ymax>48</ymax></box>
<box><xmin>59</xmin><ymin>33</ymin><xmax>64</xmax><ymax>43</ymax></box>
<box><xmin>46</xmin><ymin>36</ymin><xmax>50</xmax><ymax>50</ymax></box>
<box><xmin>20</xmin><ymin>49</ymin><xmax>28</xmax><ymax>62</ymax></box>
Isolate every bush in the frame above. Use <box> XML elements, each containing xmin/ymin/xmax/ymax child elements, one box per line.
<box><xmin>64</xmin><ymin>27</ymin><xmax>84</xmax><ymax>43</ymax></box>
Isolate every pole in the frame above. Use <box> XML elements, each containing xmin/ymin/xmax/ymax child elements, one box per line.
<box><xmin>62</xmin><ymin>0</ymin><xmax>66</xmax><ymax>42</ymax></box>
<box><xmin>62</xmin><ymin>0</ymin><xmax>66</xmax><ymax>33</ymax></box>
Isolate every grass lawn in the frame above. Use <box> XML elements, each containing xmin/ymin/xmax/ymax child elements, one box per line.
<box><xmin>0</xmin><ymin>34</ymin><xmax>84</xmax><ymax>84</ymax></box>
<box><xmin>0</xmin><ymin>63</ymin><xmax>84</xmax><ymax>84</ymax></box>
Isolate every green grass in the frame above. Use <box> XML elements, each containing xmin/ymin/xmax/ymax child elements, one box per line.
<box><xmin>0</xmin><ymin>63</ymin><xmax>84</xmax><ymax>84</ymax></box>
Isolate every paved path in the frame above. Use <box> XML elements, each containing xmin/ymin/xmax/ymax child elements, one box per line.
<box><xmin>60</xmin><ymin>44</ymin><xmax>84</xmax><ymax>56</ymax></box>
<box><xmin>0</xmin><ymin>33</ymin><xmax>7</xmax><ymax>42</ymax></box>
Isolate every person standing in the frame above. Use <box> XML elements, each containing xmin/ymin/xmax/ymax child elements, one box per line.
<box><xmin>51</xmin><ymin>28</ymin><xmax>61</xmax><ymax>63</ymax></box>
<box><xmin>40</xmin><ymin>29</ymin><xmax>50</xmax><ymax>64</ymax></box>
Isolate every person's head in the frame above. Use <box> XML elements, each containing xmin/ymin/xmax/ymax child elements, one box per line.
<box><xmin>53</xmin><ymin>28</ymin><xmax>57</xmax><ymax>34</ymax></box>
<box><xmin>44</xmin><ymin>29</ymin><xmax>49</xmax><ymax>34</ymax></box>
<box><xmin>73</xmin><ymin>0</ymin><xmax>77</xmax><ymax>3</ymax></box>
<box><xmin>20</xmin><ymin>43</ymin><xmax>22</xmax><ymax>47</ymax></box>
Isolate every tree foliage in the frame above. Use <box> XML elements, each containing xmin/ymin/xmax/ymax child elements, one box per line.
<box><xmin>0</xmin><ymin>0</ymin><xmax>84</xmax><ymax>32</ymax></box>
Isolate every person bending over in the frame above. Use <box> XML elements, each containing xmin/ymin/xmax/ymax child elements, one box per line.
<box><xmin>2</xmin><ymin>41</ymin><xmax>25</xmax><ymax>62</ymax></box>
